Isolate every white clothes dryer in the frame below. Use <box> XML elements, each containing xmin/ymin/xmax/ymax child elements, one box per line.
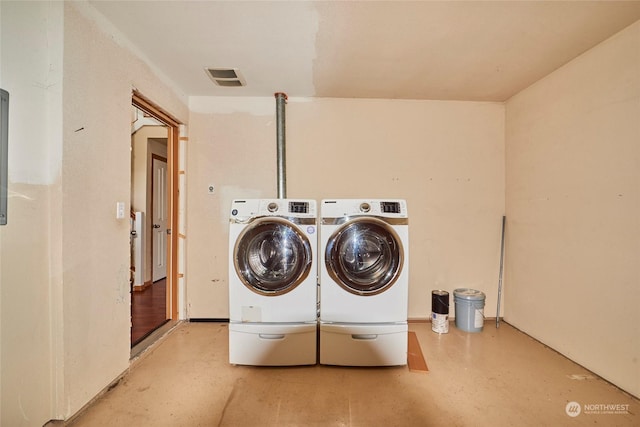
<box><xmin>228</xmin><ymin>199</ymin><xmax>317</xmax><ymax>366</ymax></box>
<box><xmin>319</xmin><ymin>199</ymin><xmax>409</xmax><ymax>366</ymax></box>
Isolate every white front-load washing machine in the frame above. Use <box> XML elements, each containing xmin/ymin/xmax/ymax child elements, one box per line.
<box><xmin>319</xmin><ymin>199</ymin><xmax>409</xmax><ymax>366</ymax></box>
<box><xmin>228</xmin><ymin>199</ymin><xmax>317</xmax><ymax>366</ymax></box>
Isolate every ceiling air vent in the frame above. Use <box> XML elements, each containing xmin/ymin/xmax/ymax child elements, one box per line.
<box><xmin>205</xmin><ymin>68</ymin><xmax>246</xmax><ymax>87</ymax></box>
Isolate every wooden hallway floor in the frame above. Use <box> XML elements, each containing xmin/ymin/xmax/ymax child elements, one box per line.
<box><xmin>130</xmin><ymin>278</ymin><xmax>168</xmax><ymax>346</ymax></box>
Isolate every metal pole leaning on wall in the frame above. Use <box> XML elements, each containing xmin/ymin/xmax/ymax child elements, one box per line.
<box><xmin>275</xmin><ymin>92</ymin><xmax>287</xmax><ymax>199</ymax></box>
<box><xmin>496</xmin><ymin>215</ymin><xmax>506</xmax><ymax>328</ymax></box>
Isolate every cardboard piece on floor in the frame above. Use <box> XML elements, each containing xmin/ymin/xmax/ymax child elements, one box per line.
<box><xmin>407</xmin><ymin>331</ymin><xmax>429</xmax><ymax>373</ymax></box>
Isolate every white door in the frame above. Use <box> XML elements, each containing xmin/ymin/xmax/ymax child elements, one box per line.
<box><xmin>152</xmin><ymin>157</ymin><xmax>168</xmax><ymax>281</ymax></box>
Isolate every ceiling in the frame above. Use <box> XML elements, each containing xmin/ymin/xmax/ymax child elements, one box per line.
<box><xmin>89</xmin><ymin>1</ymin><xmax>640</xmax><ymax>102</ymax></box>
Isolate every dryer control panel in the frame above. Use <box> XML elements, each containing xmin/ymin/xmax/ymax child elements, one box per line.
<box><xmin>230</xmin><ymin>199</ymin><xmax>317</xmax><ymax>220</ymax></box>
<box><xmin>380</xmin><ymin>201</ymin><xmax>401</xmax><ymax>214</ymax></box>
<box><xmin>289</xmin><ymin>201</ymin><xmax>310</xmax><ymax>214</ymax></box>
<box><xmin>322</xmin><ymin>199</ymin><xmax>407</xmax><ymax>218</ymax></box>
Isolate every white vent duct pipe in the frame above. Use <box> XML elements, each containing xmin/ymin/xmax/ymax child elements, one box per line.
<box><xmin>275</xmin><ymin>92</ymin><xmax>287</xmax><ymax>199</ymax></box>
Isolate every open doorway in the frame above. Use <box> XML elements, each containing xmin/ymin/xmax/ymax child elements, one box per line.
<box><xmin>130</xmin><ymin>92</ymin><xmax>180</xmax><ymax>349</ymax></box>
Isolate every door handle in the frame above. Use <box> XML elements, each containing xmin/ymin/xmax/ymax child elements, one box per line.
<box><xmin>153</xmin><ymin>224</ymin><xmax>160</xmax><ymax>228</ymax></box>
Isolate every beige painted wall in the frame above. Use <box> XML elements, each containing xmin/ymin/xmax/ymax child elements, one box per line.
<box><xmin>0</xmin><ymin>2</ymin><xmax>63</xmax><ymax>425</ymax></box>
<box><xmin>187</xmin><ymin>102</ymin><xmax>276</xmax><ymax>318</ymax></box>
<box><xmin>187</xmin><ymin>97</ymin><xmax>505</xmax><ymax>320</ymax></box>
<box><xmin>59</xmin><ymin>3</ymin><xmax>187</xmax><ymax>418</ymax></box>
<box><xmin>505</xmin><ymin>21</ymin><xmax>640</xmax><ymax>397</ymax></box>
<box><xmin>2</xmin><ymin>1</ymin><xmax>188</xmax><ymax>424</ymax></box>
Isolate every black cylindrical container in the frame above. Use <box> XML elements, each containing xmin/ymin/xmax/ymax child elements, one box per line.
<box><xmin>432</xmin><ymin>290</ymin><xmax>449</xmax><ymax>314</ymax></box>
<box><xmin>431</xmin><ymin>290</ymin><xmax>449</xmax><ymax>333</ymax></box>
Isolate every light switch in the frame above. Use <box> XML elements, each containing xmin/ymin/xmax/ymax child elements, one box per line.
<box><xmin>116</xmin><ymin>202</ymin><xmax>126</xmax><ymax>219</ymax></box>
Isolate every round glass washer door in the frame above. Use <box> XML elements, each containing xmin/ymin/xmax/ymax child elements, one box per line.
<box><xmin>234</xmin><ymin>218</ymin><xmax>313</xmax><ymax>296</ymax></box>
<box><xmin>325</xmin><ymin>217</ymin><xmax>404</xmax><ymax>296</ymax></box>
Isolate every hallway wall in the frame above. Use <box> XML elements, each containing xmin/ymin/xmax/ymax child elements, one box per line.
<box><xmin>1</xmin><ymin>2</ymin><xmax>188</xmax><ymax>424</ymax></box>
<box><xmin>58</xmin><ymin>2</ymin><xmax>188</xmax><ymax>418</ymax></box>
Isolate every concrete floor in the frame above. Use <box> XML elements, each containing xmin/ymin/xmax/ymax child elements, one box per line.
<box><xmin>68</xmin><ymin>321</ymin><xmax>638</xmax><ymax>426</ymax></box>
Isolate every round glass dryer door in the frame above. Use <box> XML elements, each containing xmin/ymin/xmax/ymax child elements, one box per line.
<box><xmin>325</xmin><ymin>217</ymin><xmax>404</xmax><ymax>296</ymax></box>
<box><xmin>234</xmin><ymin>218</ymin><xmax>312</xmax><ymax>295</ymax></box>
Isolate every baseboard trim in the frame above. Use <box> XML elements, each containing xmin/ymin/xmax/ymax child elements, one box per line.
<box><xmin>132</xmin><ymin>280</ymin><xmax>153</xmax><ymax>292</ymax></box>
